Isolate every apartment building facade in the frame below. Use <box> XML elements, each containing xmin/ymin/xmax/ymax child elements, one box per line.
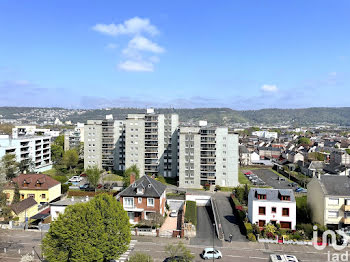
<box><xmin>178</xmin><ymin>125</ymin><xmax>239</xmax><ymax>188</ymax></box>
<box><xmin>0</xmin><ymin>135</ymin><xmax>52</xmax><ymax>172</ymax></box>
<box><xmin>248</xmin><ymin>188</ymin><xmax>296</xmax><ymax>230</ymax></box>
<box><xmin>307</xmin><ymin>175</ymin><xmax>350</xmax><ymax>230</ymax></box>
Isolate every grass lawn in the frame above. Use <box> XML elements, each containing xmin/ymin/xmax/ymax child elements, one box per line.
<box><xmin>44</xmin><ymin>168</ymin><xmax>58</xmax><ymax>176</ymax></box>
<box><xmin>102</xmin><ymin>174</ymin><xmax>123</xmax><ymax>182</ymax></box>
<box><xmin>238</xmin><ymin>168</ymin><xmax>252</xmax><ymax>185</ymax></box>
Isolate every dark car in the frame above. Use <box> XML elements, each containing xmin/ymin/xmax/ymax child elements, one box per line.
<box><xmin>80</xmin><ymin>173</ymin><xmax>87</xmax><ymax>177</ymax></box>
<box><xmin>97</xmin><ymin>184</ymin><xmax>103</xmax><ymax>189</ymax></box>
<box><xmin>103</xmin><ymin>183</ymin><xmax>110</xmax><ymax>189</ymax></box>
<box><xmin>164</xmin><ymin>256</ymin><xmax>186</xmax><ymax>262</ymax></box>
<box><xmin>79</xmin><ymin>183</ymin><xmax>90</xmax><ymax>190</ymax></box>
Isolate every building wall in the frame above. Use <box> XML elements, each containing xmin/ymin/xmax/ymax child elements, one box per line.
<box><xmin>50</xmin><ymin>205</ymin><xmax>66</xmax><ymax>221</ymax></box>
<box><xmin>114</xmin><ymin>120</ymin><xmax>125</xmax><ymax>171</ymax></box>
<box><xmin>120</xmin><ymin>196</ymin><xmax>163</xmax><ymax>217</ymax></box>
<box><xmin>307</xmin><ymin>178</ymin><xmax>326</xmax><ymax>225</ymax></box>
<box><xmin>13</xmin><ymin>204</ymin><xmax>38</xmax><ymax>223</ymax></box>
<box><xmin>84</xmin><ymin>121</ymin><xmax>103</xmax><ymax>169</ymax></box>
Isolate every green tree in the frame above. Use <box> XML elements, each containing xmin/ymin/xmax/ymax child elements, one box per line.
<box><xmin>165</xmin><ymin>242</ymin><xmax>194</xmax><ymax>262</ymax></box>
<box><xmin>128</xmin><ymin>253</ymin><xmax>154</xmax><ymax>262</ymax></box>
<box><xmin>12</xmin><ymin>182</ymin><xmax>20</xmax><ymax>204</ymax></box>
<box><xmin>18</xmin><ymin>159</ymin><xmax>35</xmax><ymax>173</ymax></box>
<box><xmin>346</xmin><ymin>149</ymin><xmax>350</xmax><ymax>155</ymax></box>
<box><xmin>51</xmin><ymin>135</ymin><xmax>64</xmax><ymax>165</ymax></box>
<box><xmin>298</xmin><ymin>137</ymin><xmax>311</xmax><ymax>145</ymax></box>
<box><xmin>42</xmin><ymin>194</ymin><xmax>131</xmax><ymax>262</ymax></box>
<box><xmin>0</xmin><ymin>154</ymin><xmax>19</xmax><ymax>180</ymax></box>
<box><xmin>85</xmin><ymin>166</ymin><xmax>101</xmax><ymax>189</ymax></box>
<box><xmin>123</xmin><ymin>165</ymin><xmax>140</xmax><ymax>187</ymax></box>
<box><xmin>62</xmin><ymin>149</ymin><xmax>79</xmax><ymax>171</ymax></box>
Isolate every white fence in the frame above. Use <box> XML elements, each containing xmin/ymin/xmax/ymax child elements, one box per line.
<box><xmin>185</xmin><ymin>194</ymin><xmax>211</xmax><ymax>206</ymax></box>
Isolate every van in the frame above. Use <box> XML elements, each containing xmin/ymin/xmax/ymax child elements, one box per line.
<box><xmin>269</xmin><ymin>254</ymin><xmax>299</xmax><ymax>262</ymax></box>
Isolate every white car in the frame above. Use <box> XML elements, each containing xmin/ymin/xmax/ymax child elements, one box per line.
<box><xmin>169</xmin><ymin>210</ymin><xmax>178</xmax><ymax>217</ymax></box>
<box><xmin>201</xmin><ymin>248</ymin><xmax>222</xmax><ymax>260</ymax></box>
<box><xmin>68</xmin><ymin>176</ymin><xmax>82</xmax><ymax>182</ymax></box>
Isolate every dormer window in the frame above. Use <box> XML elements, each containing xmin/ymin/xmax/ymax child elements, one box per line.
<box><xmin>23</xmin><ymin>180</ymin><xmax>29</xmax><ymax>187</ymax></box>
<box><xmin>148</xmin><ymin>184</ymin><xmax>152</xmax><ymax>188</ymax></box>
<box><xmin>257</xmin><ymin>194</ymin><xmax>266</xmax><ymax>200</ymax></box>
<box><xmin>36</xmin><ymin>180</ymin><xmax>42</xmax><ymax>187</ymax></box>
<box><xmin>137</xmin><ymin>187</ymin><xmax>144</xmax><ymax>195</ymax></box>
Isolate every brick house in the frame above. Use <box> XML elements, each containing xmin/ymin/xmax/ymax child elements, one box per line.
<box><xmin>118</xmin><ymin>175</ymin><xmax>167</xmax><ymax>224</ymax></box>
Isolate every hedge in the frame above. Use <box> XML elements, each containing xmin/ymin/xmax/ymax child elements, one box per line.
<box><xmin>244</xmin><ymin>223</ymin><xmax>253</xmax><ymax>235</ymax></box>
<box><xmin>68</xmin><ymin>190</ymin><xmax>115</xmax><ymax>197</ymax></box>
<box><xmin>184</xmin><ymin>200</ymin><xmax>197</xmax><ymax>226</ymax></box>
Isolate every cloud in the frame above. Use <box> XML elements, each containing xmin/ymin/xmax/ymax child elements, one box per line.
<box><xmin>125</xmin><ymin>36</ymin><xmax>164</xmax><ymax>53</ymax></box>
<box><xmin>92</xmin><ymin>17</ymin><xmax>159</xmax><ymax>36</ymax></box>
<box><xmin>261</xmin><ymin>84</ymin><xmax>278</xmax><ymax>92</ymax></box>
<box><xmin>118</xmin><ymin>60</ymin><xmax>154</xmax><ymax>72</ymax></box>
<box><xmin>106</xmin><ymin>43</ymin><xmax>118</xmax><ymax>49</ymax></box>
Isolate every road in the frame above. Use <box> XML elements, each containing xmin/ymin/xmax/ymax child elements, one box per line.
<box><xmin>213</xmin><ymin>192</ymin><xmax>246</xmax><ymax>242</ymax></box>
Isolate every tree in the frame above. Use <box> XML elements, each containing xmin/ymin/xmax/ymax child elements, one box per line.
<box><xmin>18</xmin><ymin>159</ymin><xmax>35</xmax><ymax>173</ymax></box>
<box><xmin>12</xmin><ymin>182</ymin><xmax>20</xmax><ymax>204</ymax></box>
<box><xmin>243</xmin><ymin>184</ymin><xmax>249</xmax><ymax>204</ymax></box>
<box><xmin>0</xmin><ymin>154</ymin><xmax>19</xmax><ymax>180</ymax></box>
<box><xmin>51</xmin><ymin>135</ymin><xmax>64</xmax><ymax>165</ymax></box>
<box><xmin>62</xmin><ymin>149</ymin><xmax>79</xmax><ymax>171</ymax></box>
<box><xmin>123</xmin><ymin>165</ymin><xmax>140</xmax><ymax>187</ymax></box>
<box><xmin>298</xmin><ymin>137</ymin><xmax>311</xmax><ymax>145</ymax></box>
<box><xmin>42</xmin><ymin>194</ymin><xmax>131</xmax><ymax>262</ymax></box>
<box><xmin>165</xmin><ymin>242</ymin><xmax>194</xmax><ymax>262</ymax></box>
<box><xmin>128</xmin><ymin>253</ymin><xmax>154</xmax><ymax>262</ymax></box>
<box><xmin>85</xmin><ymin>166</ymin><xmax>101</xmax><ymax>189</ymax></box>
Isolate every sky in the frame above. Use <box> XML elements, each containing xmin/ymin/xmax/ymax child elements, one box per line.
<box><xmin>0</xmin><ymin>0</ymin><xmax>349</xmax><ymax>110</ymax></box>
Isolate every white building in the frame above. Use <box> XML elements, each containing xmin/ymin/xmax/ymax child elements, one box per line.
<box><xmin>0</xmin><ymin>135</ymin><xmax>52</xmax><ymax>172</ymax></box>
<box><xmin>248</xmin><ymin>188</ymin><xmax>296</xmax><ymax>230</ymax></box>
<box><xmin>50</xmin><ymin>196</ymin><xmax>91</xmax><ymax>221</ymax></box>
<box><xmin>252</xmin><ymin>131</ymin><xmax>278</xmax><ymax>139</ymax></box>
<box><xmin>12</xmin><ymin>125</ymin><xmax>59</xmax><ymax>139</ymax></box>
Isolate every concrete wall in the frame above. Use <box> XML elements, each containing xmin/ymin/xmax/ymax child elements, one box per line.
<box><xmin>185</xmin><ymin>194</ymin><xmax>211</xmax><ymax>206</ymax></box>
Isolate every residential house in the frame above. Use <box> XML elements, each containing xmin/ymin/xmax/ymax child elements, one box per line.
<box><xmin>11</xmin><ymin>197</ymin><xmax>38</xmax><ymax>223</ymax></box>
<box><xmin>323</xmin><ymin>164</ymin><xmax>349</xmax><ymax>176</ymax></box>
<box><xmin>307</xmin><ymin>175</ymin><xmax>350</xmax><ymax>230</ymax></box>
<box><xmin>118</xmin><ymin>175</ymin><xmax>166</xmax><ymax>224</ymax></box>
<box><xmin>330</xmin><ymin>150</ymin><xmax>350</xmax><ymax>166</ymax></box>
<box><xmin>239</xmin><ymin>145</ymin><xmax>250</xmax><ymax>166</ymax></box>
<box><xmin>288</xmin><ymin>152</ymin><xmax>304</xmax><ymax>163</ymax></box>
<box><xmin>258</xmin><ymin>147</ymin><xmax>281</xmax><ymax>160</ymax></box>
<box><xmin>250</xmin><ymin>151</ymin><xmax>260</xmax><ymax>164</ymax></box>
<box><xmin>4</xmin><ymin>174</ymin><xmax>61</xmax><ymax>205</ymax></box>
<box><xmin>50</xmin><ymin>196</ymin><xmax>91</xmax><ymax>221</ymax></box>
<box><xmin>297</xmin><ymin>161</ymin><xmax>324</xmax><ymax>177</ymax></box>
<box><xmin>248</xmin><ymin>188</ymin><xmax>296</xmax><ymax>230</ymax></box>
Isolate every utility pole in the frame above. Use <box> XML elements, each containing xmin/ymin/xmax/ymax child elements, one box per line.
<box><xmin>212</xmin><ymin>223</ymin><xmax>215</xmax><ymax>262</ymax></box>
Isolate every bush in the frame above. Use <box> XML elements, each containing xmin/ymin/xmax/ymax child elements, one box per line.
<box><xmin>156</xmin><ymin>176</ymin><xmax>166</xmax><ymax>184</ymax></box>
<box><xmin>52</xmin><ymin>175</ymin><xmax>68</xmax><ymax>184</ymax></box>
<box><xmin>184</xmin><ymin>201</ymin><xmax>197</xmax><ymax>226</ymax></box>
<box><xmin>244</xmin><ymin>223</ymin><xmax>253</xmax><ymax>235</ymax></box>
<box><xmin>215</xmin><ymin>185</ymin><xmax>221</xmax><ymax>191</ymax></box>
<box><xmin>128</xmin><ymin>252</ymin><xmax>154</xmax><ymax>262</ymax></box>
<box><xmin>296</xmin><ymin>223</ymin><xmax>314</xmax><ymax>239</ymax></box>
<box><xmin>61</xmin><ymin>184</ymin><xmax>69</xmax><ymax>194</ymax></box>
<box><xmin>247</xmin><ymin>233</ymin><xmax>256</xmax><ymax>242</ymax></box>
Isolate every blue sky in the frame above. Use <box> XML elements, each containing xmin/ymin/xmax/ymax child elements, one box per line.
<box><xmin>0</xmin><ymin>0</ymin><xmax>349</xmax><ymax>109</ymax></box>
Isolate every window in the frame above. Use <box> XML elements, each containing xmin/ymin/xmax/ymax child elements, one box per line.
<box><xmin>28</xmin><ymin>194</ymin><xmax>35</xmax><ymax>198</ymax></box>
<box><xmin>147</xmin><ymin>198</ymin><xmax>154</xmax><ymax>207</ymax></box>
<box><xmin>282</xmin><ymin>208</ymin><xmax>289</xmax><ymax>216</ymax></box>
<box><xmin>258</xmin><ymin>206</ymin><xmax>266</xmax><ymax>215</ymax></box>
<box><xmin>271</xmin><ymin>207</ymin><xmax>276</xmax><ymax>213</ymax></box>
<box><xmin>138</xmin><ymin>197</ymin><xmax>142</xmax><ymax>204</ymax></box>
<box><xmin>280</xmin><ymin>221</ymin><xmax>291</xmax><ymax>229</ymax></box>
<box><xmin>258</xmin><ymin>220</ymin><xmax>266</xmax><ymax>227</ymax></box>
<box><xmin>41</xmin><ymin>194</ymin><xmax>46</xmax><ymax>199</ymax></box>
<box><xmin>329</xmin><ymin>198</ymin><xmax>339</xmax><ymax>206</ymax></box>
<box><xmin>5</xmin><ymin>193</ymin><xmax>10</xmax><ymax>199</ymax></box>
<box><xmin>328</xmin><ymin>211</ymin><xmax>339</xmax><ymax>218</ymax></box>
<box><xmin>123</xmin><ymin>197</ymin><xmax>134</xmax><ymax>208</ymax></box>
<box><xmin>257</xmin><ymin>194</ymin><xmax>266</xmax><ymax>200</ymax></box>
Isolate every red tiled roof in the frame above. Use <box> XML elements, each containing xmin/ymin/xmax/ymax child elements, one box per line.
<box><xmin>5</xmin><ymin>174</ymin><xmax>60</xmax><ymax>190</ymax></box>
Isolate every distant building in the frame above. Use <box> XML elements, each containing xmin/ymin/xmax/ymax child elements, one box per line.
<box><xmin>248</xmin><ymin>188</ymin><xmax>296</xmax><ymax>230</ymax></box>
<box><xmin>64</xmin><ymin>123</ymin><xmax>84</xmax><ymax>151</ymax></box>
<box><xmin>0</xmin><ymin>135</ymin><xmax>52</xmax><ymax>172</ymax></box>
<box><xmin>330</xmin><ymin>150</ymin><xmax>350</xmax><ymax>166</ymax></box>
<box><xmin>178</xmin><ymin>125</ymin><xmax>239</xmax><ymax>188</ymax></box>
<box><xmin>10</xmin><ymin>197</ymin><xmax>38</xmax><ymax>223</ymax></box>
<box><xmin>50</xmin><ymin>196</ymin><xmax>91</xmax><ymax>221</ymax></box>
<box><xmin>252</xmin><ymin>131</ymin><xmax>278</xmax><ymax>139</ymax></box>
<box><xmin>12</xmin><ymin>125</ymin><xmax>59</xmax><ymax>139</ymax></box>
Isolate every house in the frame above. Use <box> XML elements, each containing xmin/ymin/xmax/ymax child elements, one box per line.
<box><xmin>307</xmin><ymin>175</ymin><xmax>350</xmax><ymax>230</ymax></box>
<box><xmin>11</xmin><ymin>197</ymin><xmax>38</xmax><ymax>223</ymax></box>
<box><xmin>4</xmin><ymin>174</ymin><xmax>61</xmax><ymax>205</ymax></box>
<box><xmin>239</xmin><ymin>145</ymin><xmax>251</xmax><ymax>166</ymax></box>
<box><xmin>297</xmin><ymin>161</ymin><xmax>324</xmax><ymax>177</ymax></box>
<box><xmin>288</xmin><ymin>152</ymin><xmax>304</xmax><ymax>163</ymax></box>
<box><xmin>50</xmin><ymin>196</ymin><xmax>91</xmax><ymax>221</ymax></box>
<box><xmin>118</xmin><ymin>175</ymin><xmax>167</xmax><ymax>224</ymax></box>
<box><xmin>258</xmin><ymin>147</ymin><xmax>281</xmax><ymax>160</ymax></box>
<box><xmin>323</xmin><ymin>164</ymin><xmax>349</xmax><ymax>176</ymax></box>
<box><xmin>250</xmin><ymin>151</ymin><xmax>260</xmax><ymax>164</ymax></box>
<box><xmin>330</xmin><ymin>150</ymin><xmax>350</xmax><ymax>166</ymax></box>
<box><xmin>248</xmin><ymin>188</ymin><xmax>296</xmax><ymax>230</ymax></box>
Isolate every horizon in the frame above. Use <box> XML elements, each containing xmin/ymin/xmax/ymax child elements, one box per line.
<box><xmin>1</xmin><ymin>0</ymin><xmax>349</xmax><ymax>109</ymax></box>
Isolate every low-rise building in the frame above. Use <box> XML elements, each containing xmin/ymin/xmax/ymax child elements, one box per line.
<box><xmin>307</xmin><ymin>175</ymin><xmax>350</xmax><ymax>230</ymax></box>
<box><xmin>50</xmin><ymin>196</ymin><xmax>91</xmax><ymax>221</ymax></box>
<box><xmin>10</xmin><ymin>197</ymin><xmax>38</xmax><ymax>223</ymax></box>
<box><xmin>4</xmin><ymin>174</ymin><xmax>61</xmax><ymax>205</ymax></box>
<box><xmin>248</xmin><ymin>188</ymin><xmax>296</xmax><ymax>230</ymax></box>
<box><xmin>118</xmin><ymin>175</ymin><xmax>166</xmax><ymax>224</ymax></box>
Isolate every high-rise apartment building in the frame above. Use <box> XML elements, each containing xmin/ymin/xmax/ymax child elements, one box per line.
<box><xmin>178</xmin><ymin>124</ymin><xmax>239</xmax><ymax>188</ymax></box>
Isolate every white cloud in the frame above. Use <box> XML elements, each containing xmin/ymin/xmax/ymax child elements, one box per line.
<box><xmin>106</xmin><ymin>43</ymin><xmax>118</xmax><ymax>49</ymax></box>
<box><xmin>261</xmin><ymin>84</ymin><xmax>278</xmax><ymax>92</ymax></box>
<box><xmin>92</xmin><ymin>17</ymin><xmax>159</xmax><ymax>36</ymax></box>
<box><xmin>118</xmin><ymin>60</ymin><xmax>154</xmax><ymax>72</ymax></box>
<box><xmin>126</xmin><ymin>36</ymin><xmax>164</xmax><ymax>53</ymax></box>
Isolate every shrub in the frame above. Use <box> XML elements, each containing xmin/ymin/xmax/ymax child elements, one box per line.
<box><xmin>296</xmin><ymin>223</ymin><xmax>314</xmax><ymax>239</ymax></box>
<box><xmin>252</xmin><ymin>223</ymin><xmax>261</xmax><ymax>235</ymax></box>
<box><xmin>61</xmin><ymin>184</ymin><xmax>69</xmax><ymax>194</ymax></box>
<box><xmin>245</xmin><ymin>223</ymin><xmax>253</xmax><ymax>234</ymax></box>
<box><xmin>128</xmin><ymin>252</ymin><xmax>154</xmax><ymax>262</ymax></box>
<box><xmin>156</xmin><ymin>176</ymin><xmax>166</xmax><ymax>184</ymax></box>
<box><xmin>215</xmin><ymin>185</ymin><xmax>221</xmax><ymax>191</ymax></box>
<box><xmin>247</xmin><ymin>233</ymin><xmax>257</xmax><ymax>242</ymax></box>
<box><xmin>184</xmin><ymin>201</ymin><xmax>197</xmax><ymax>226</ymax></box>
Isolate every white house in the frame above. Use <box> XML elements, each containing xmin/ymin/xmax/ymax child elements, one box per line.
<box><xmin>252</xmin><ymin>131</ymin><xmax>278</xmax><ymax>139</ymax></box>
<box><xmin>50</xmin><ymin>196</ymin><xmax>91</xmax><ymax>221</ymax></box>
<box><xmin>250</xmin><ymin>152</ymin><xmax>260</xmax><ymax>163</ymax></box>
<box><xmin>248</xmin><ymin>188</ymin><xmax>296</xmax><ymax>230</ymax></box>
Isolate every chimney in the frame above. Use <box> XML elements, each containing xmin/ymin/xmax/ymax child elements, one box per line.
<box><xmin>130</xmin><ymin>173</ymin><xmax>136</xmax><ymax>185</ymax></box>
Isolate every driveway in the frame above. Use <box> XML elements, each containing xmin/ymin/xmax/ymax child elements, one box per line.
<box><xmin>213</xmin><ymin>192</ymin><xmax>246</xmax><ymax>242</ymax></box>
<box><xmin>190</xmin><ymin>206</ymin><xmax>222</xmax><ymax>247</ymax></box>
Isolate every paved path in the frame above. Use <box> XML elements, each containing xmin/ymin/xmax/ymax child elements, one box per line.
<box><xmin>213</xmin><ymin>192</ymin><xmax>247</xmax><ymax>242</ymax></box>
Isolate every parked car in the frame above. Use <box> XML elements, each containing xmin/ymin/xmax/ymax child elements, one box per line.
<box><xmin>80</xmin><ymin>173</ymin><xmax>87</xmax><ymax>177</ymax></box>
<box><xmin>288</xmin><ymin>182</ymin><xmax>297</xmax><ymax>187</ymax></box>
<box><xmin>68</xmin><ymin>176</ymin><xmax>82</xmax><ymax>182</ymax></box>
<box><xmin>169</xmin><ymin>210</ymin><xmax>178</xmax><ymax>217</ymax></box>
<box><xmin>295</xmin><ymin>187</ymin><xmax>306</xmax><ymax>192</ymax></box>
<box><xmin>97</xmin><ymin>184</ymin><xmax>103</xmax><ymax>189</ymax></box>
<box><xmin>103</xmin><ymin>183</ymin><xmax>110</xmax><ymax>189</ymax></box>
<box><xmin>164</xmin><ymin>256</ymin><xmax>185</xmax><ymax>262</ymax></box>
<box><xmin>79</xmin><ymin>183</ymin><xmax>90</xmax><ymax>190</ymax></box>
<box><xmin>201</xmin><ymin>248</ymin><xmax>222</xmax><ymax>260</ymax></box>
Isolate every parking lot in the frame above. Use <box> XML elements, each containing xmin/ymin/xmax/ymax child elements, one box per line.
<box><xmin>243</xmin><ymin>169</ymin><xmax>296</xmax><ymax>189</ymax></box>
